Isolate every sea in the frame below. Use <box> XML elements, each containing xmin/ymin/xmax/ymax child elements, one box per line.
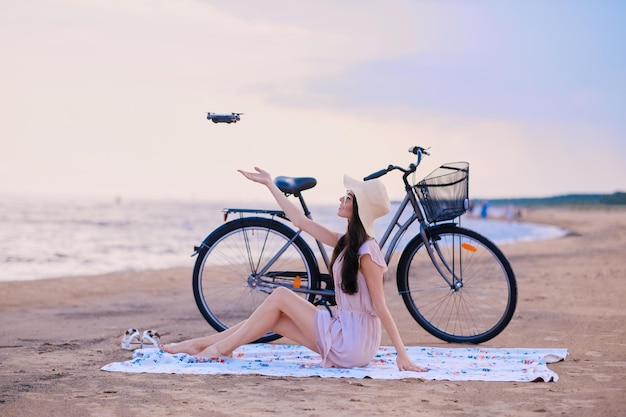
<box><xmin>0</xmin><ymin>196</ymin><xmax>567</xmax><ymax>282</ymax></box>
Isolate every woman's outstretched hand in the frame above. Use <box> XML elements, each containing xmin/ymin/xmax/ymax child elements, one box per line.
<box><xmin>238</xmin><ymin>167</ymin><xmax>272</xmax><ymax>186</ymax></box>
<box><xmin>396</xmin><ymin>350</ymin><xmax>428</xmax><ymax>372</ymax></box>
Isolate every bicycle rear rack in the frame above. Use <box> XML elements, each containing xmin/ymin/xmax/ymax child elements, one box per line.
<box><xmin>222</xmin><ymin>208</ymin><xmax>289</xmax><ymax>222</ymax></box>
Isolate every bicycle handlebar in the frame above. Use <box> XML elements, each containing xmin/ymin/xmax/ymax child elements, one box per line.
<box><xmin>363</xmin><ymin>166</ymin><xmax>393</xmax><ymax>180</ymax></box>
<box><xmin>409</xmin><ymin>145</ymin><xmax>430</xmax><ymax>157</ymax></box>
<box><xmin>363</xmin><ymin>146</ymin><xmax>430</xmax><ymax>181</ymax></box>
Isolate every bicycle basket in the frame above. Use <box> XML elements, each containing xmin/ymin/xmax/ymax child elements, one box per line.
<box><xmin>415</xmin><ymin>162</ymin><xmax>469</xmax><ymax>223</ymax></box>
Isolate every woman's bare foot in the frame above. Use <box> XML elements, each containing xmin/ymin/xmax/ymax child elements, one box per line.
<box><xmin>195</xmin><ymin>344</ymin><xmax>233</xmax><ymax>359</ymax></box>
<box><xmin>160</xmin><ymin>339</ymin><xmax>207</xmax><ymax>355</ymax></box>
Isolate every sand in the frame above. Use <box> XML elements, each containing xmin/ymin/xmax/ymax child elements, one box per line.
<box><xmin>1</xmin><ymin>207</ymin><xmax>625</xmax><ymax>417</ymax></box>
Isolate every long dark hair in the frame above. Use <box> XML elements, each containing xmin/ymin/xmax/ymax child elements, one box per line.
<box><xmin>329</xmin><ymin>196</ymin><xmax>370</xmax><ymax>295</ymax></box>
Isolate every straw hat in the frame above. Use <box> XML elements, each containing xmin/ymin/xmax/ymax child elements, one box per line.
<box><xmin>343</xmin><ymin>175</ymin><xmax>391</xmax><ymax>238</ymax></box>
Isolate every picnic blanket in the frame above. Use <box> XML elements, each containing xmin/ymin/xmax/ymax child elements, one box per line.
<box><xmin>101</xmin><ymin>344</ymin><xmax>568</xmax><ymax>382</ymax></box>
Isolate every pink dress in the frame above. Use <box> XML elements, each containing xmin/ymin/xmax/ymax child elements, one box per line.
<box><xmin>314</xmin><ymin>239</ymin><xmax>387</xmax><ymax>368</ymax></box>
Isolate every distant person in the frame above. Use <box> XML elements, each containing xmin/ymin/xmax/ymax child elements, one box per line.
<box><xmin>480</xmin><ymin>200</ymin><xmax>490</xmax><ymax>219</ymax></box>
<box><xmin>161</xmin><ymin>167</ymin><xmax>428</xmax><ymax>373</ymax></box>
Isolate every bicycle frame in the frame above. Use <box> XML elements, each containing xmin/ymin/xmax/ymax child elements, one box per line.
<box><xmin>220</xmin><ymin>176</ymin><xmax>462</xmax><ymax>296</ymax></box>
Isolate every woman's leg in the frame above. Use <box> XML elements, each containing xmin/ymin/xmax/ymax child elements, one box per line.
<box><xmin>161</xmin><ymin>321</ymin><xmax>247</xmax><ymax>355</ymax></box>
<box><xmin>197</xmin><ymin>286</ymin><xmax>319</xmax><ymax>358</ymax></box>
<box><xmin>163</xmin><ymin>315</ymin><xmax>318</xmax><ymax>356</ymax></box>
<box><xmin>270</xmin><ymin>314</ymin><xmax>320</xmax><ymax>352</ymax></box>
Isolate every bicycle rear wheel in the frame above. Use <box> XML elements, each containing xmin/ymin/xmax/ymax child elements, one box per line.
<box><xmin>193</xmin><ymin>217</ymin><xmax>320</xmax><ymax>343</ymax></box>
<box><xmin>397</xmin><ymin>224</ymin><xmax>516</xmax><ymax>344</ymax></box>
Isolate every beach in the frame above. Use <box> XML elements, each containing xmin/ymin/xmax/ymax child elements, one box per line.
<box><xmin>1</xmin><ymin>207</ymin><xmax>625</xmax><ymax>417</ymax></box>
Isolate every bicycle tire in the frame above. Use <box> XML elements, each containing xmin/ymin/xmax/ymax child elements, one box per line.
<box><xmin>192</xmin><ymin>217</ymin><xmax>320</xmax><ymax>343</ymax></box>
<box><xmin>396</xmin><ymin>224</ymin><xmax>517</xmax><ymax>344</ymax></box>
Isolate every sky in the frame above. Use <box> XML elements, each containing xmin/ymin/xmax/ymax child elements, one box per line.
<box><xmin>1</xmin><ymin>0</ymin><xmax>624</xmax><ymax>205</ymax></box>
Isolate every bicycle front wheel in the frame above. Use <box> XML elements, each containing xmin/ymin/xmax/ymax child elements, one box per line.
<box><xmin>193</xmin><ymin>217</ymin><xmax>320</xmax><ymax>343</ymax></box>
<box><xmin>397</xmin><ymin>224</ymin><xmax>516</xmax><ymax>344</ymax></box>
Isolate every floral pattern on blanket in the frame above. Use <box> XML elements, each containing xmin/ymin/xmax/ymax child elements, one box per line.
<box><xmin>101</xmin><ymin>344</ymin><xmax>568</xmax><ymax>382</ymax></box>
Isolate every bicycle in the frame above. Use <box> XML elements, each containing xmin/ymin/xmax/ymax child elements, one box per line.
<box><xmin>191</xmin><ymin>146</ymin><xmax>517</xmax><ymax>344</ymax></box>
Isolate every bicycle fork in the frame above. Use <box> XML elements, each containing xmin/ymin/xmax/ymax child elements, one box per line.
<box><xmin>419</xmin><ymin>224</ymin><xmax>464</xmax><ymax>291</ymax></box>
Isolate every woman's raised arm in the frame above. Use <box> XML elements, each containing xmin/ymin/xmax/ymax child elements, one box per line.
<box><xmin>238</xmin><ymin>167</ymin><xmax>339</xmax><ymax>247</ymax></box>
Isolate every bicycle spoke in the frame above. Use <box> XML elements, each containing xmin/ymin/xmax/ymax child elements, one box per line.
<box><xmin>241</xmin><ymin>225</ymin><xmax>256</xmax><ymax>274</ymax></box>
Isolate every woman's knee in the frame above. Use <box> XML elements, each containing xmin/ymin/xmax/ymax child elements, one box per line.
<box><xmin>266</xmin><ymin>286</ymin><xmax>300</xmax><ymax>308</ymax></box>
<box><xmin>270</xmin><ymin>286</ymin><xmax>292</xmax><ymax>300</ymax></box>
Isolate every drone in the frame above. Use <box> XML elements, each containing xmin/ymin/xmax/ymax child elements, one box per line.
<box><xmin>206</xmin><ymin>112</ymin><xmax>243</xmax><ymax>124</ymax></box>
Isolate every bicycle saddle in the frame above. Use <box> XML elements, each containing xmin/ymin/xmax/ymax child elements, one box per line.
<box><xmin>274</xmin><ymin>176</ymin><xmax>317</xmax><ymax>195</ymax></box>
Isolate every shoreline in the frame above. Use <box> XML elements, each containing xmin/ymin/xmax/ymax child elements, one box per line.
<box><xmin>1</xmin><ymin>206</ymin><xmax>625</xmax><ymax>416</ymax></box>
<box><xmin>1</xmin><ymin>209</ymin><xmax>571</xmax><ymax>284</ymax></box>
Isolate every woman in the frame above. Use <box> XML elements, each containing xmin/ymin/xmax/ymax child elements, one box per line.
<box><xmin>162</xmin><ymin>167</ymin><xmax>427</xmax><ymax>372</ymax></box>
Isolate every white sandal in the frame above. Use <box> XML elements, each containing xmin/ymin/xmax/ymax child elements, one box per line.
<box><xmin>141</xmin><ymin>329</ymin><xmax>161</xmax><ymax>349</ymax></box>
<box><xmin>121</xmin><ymin>328</ymin><xmax>142</xmax><ymax>350</ymax></box>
